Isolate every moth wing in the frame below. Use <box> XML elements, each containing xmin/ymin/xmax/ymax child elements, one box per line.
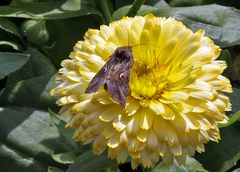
<box><xmin>85</xmin><ymin>51</ymin><xmax>125</xmax><ymax>94</ymax></box>
<box><xmin>105</xmin><ymin>79</ymin><xmax>129</xmax><ymax>107</ymax></box>
<box><xmin>85</xmin><ymin>46</ymin><xmax>134</xmax><ymax>108</ymax></box>
<box><xmin>85</xmin><ymin>66</ymin><xmax>108</xmax><ymax>93</ymax></box>
<box><xmin>106</xmin><ymin>61</ymin><xmax>133</xmax><ymax>107</ymax></box>
<box><xmin>85</xmin><ymin>53</ymin><xmax>120</xmax><ymax>93</ymax></box>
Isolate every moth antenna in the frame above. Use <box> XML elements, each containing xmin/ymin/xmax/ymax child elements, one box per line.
<box><xmin>131</xmin><ymin>43</ymin><xmax>161</xmax><ymax>49</ymax></box>
<box><xmin>127</xmin><ymin>25</ymin><xmax>130</xmax><ymax>47</ymax></box>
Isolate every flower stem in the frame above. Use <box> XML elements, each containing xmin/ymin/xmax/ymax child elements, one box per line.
<box><xmin>100</xmin><ymin>0</ymin><xmax>112</xmax><ymax>24</ymax></box>
<box><xmin>127</xmin><ymin>0</ymin><xmax>147</xmax><ymax>17</ymax></box>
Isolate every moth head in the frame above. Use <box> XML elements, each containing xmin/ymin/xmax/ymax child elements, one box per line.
<box><xmin>114</xmin><ymin>46</ymin><xmax>132</xmax><ymax>60</ymax></box>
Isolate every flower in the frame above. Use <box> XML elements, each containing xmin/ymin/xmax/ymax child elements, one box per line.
<box><xmin>51</xmin><ymin>14</ymin><xmax>232</xmax><ymax>168</ymax></box>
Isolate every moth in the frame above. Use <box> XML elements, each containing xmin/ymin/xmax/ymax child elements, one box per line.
<box><xmin>85</xmin><ymin>46</ymin><xmax>134</xmax><ymax>108</ymax></box>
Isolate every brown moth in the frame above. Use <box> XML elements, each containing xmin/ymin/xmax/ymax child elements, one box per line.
<box><xmin>85</xmin><ymin>46</ymin><xmax>134</xmax><ymax>107</ymax></box>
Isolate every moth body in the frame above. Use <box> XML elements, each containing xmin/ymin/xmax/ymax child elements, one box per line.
<box><xmin>85</xmin><ymin>46</ymin><xmax>134</xmax><ymax>107</ymax></box>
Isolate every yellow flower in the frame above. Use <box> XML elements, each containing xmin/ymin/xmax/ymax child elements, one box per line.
<box><xmin>51</xmin><ymin>14</ymin><xmax>232</xmax><ymax>168</ymax></box>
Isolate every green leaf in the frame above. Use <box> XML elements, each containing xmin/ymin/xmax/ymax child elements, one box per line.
<box><xmin>0</xmin><ymin>143</ymin><xmax>47</xmax><ymax>172</ymax></box>
<box><xmin>219</xmin><ymin>111</ymin><xmax>240</xmax><ymax>128</ymax></box>
<box><xmin>219</xmin><ymin>49</ymin><xmax>232</xmax><ymax>77</ymax></box>
<box><xmin>196</xmin><ymin>122</ymin><xmax>240</xmax><ymax>172</ymax></box>
<box><xmin>0</xmin><ymin>18</ymin><xmax>22</xmax><ymax>39</ymax></box>
<box><xmin>22</xmin><ymin>20</ymin><xmax>49</xmax><ymax>45</ymax></box>
<box><xmin>113</xmin><ymin>4</ymin><xmax>240</xmax><ymax>48</ymax></box>
<box><xmin>152</xmin><ymin>0</ymin><xmax>169</xmax><ymax>8</ymax></box>
<box><xmin>148</xmin><ymin>5</ymin><xmax>240</xmax><ymax>48</ymax></box>
<box><xmin>112</xmin><ymin>5</ymin><xmax>157</xmax><ymax>20</ymax></box>
<box><xmin>219</xmin><ymin>49</ymin><xmax>232</xmax><ymax>65</ymax></box>
<box><xmin>0</xmin><ymin>74</ymin><xmax>57</xmax><ymax>111</ymax></box>
<box><xmin>11</xmin><ymin>0</ymin><xmax>96</xmax><ymax>9</ymax></box>
<box><xmin>152</xmin><ymin>157</ymin><xmax>208</xmax><ymax>172</ymax></box>
<box><xmin>0</xmin><ymin>52</ymin><xmax>29</xmax><ymax>79</ymax></box>
<box><xmin>41</xmin><ymin>16</ymin><xmax>100</xmax><ymax>67</ymax></box>
<box><xmin>126</xmin><ymin>0</ymin><xmax>147</xmax><ymax>17</ymax></box>
<box><xmin>0</xmin><ymin>0</ymin><xmax>101</xmax><ymax>20</ymax></box>
<box><xmin>99</xmin><ymin>166</ymin><xmax>119</xmax><ymax>172</ymax></box>
<box><xmin>232</xmin><ymin>168</ymin><xmax>240</xmax><ymax>172</ymax></box>
<box><xmin>99</xmin><ymin>0</ymin><xmax>113</xmax><ymax>24</ymax></box>
<box><xmin>228</xmin><ymin>88</ymin><xmax>240</xmax><ymax>113</ymax></box>
<box><xmin>0</xmin><ymin>28</ymin><xmax>24</xmax><ymax>52</ymax></box>
<box><xmin>49</xmin><ymin>109</ymin><xmax>78</xmax><ymax>149</ymax></box>
<box><xmin>114</xmin><ymin>0</ymin><xmax>133</xmax><ymax>9</ymax></box>
<box><xmin>48</xmin><ymin>167</ymin><xmax>65</xmax><ymax>172</ymax></box>
<box><xmin>0</xmin><ymin>107</ymin><xmax>75</xmax><ymax>171</ymax></box>
<box><xmin>52</xmin><ymin>151</ymin><xmax>80</xmax><ymax>165</ymax></box>
<box><xmin>169</xmin><ymin>0</ymin><xmax>240</xmax><ymax>8</ymax></box>
<box><xmin>0</xmin><ymin>40</ymin><xmax>21</xmax><ymax>51</ymax></box>
<box><xmin>67</xmin><ymin>150</ymin><xmax>118</xmax><ymax>172</ymax></box>
<box><xmin>6</xmin><ymin>47</ymin><xmax>56</xmax><ymax>85</ymax></box>
<box><xmin>169</xmin><ymin>0</ymin><xmax>204</xmax><ymax>7</ymax></box>
<box><xmin>114</xmin><ymin>0</ymin><xmax>167</xmax><ymax>9</ymax></box>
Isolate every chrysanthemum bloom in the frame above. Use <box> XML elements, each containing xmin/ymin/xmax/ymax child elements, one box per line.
<box><xmin>51</xmin><ymin>14</ymin><xmax>232</xmax><ymax>168</ymax></box>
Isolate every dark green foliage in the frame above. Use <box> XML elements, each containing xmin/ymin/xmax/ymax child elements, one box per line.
<box><xmin>0</xmin><ymin>0</ymin><xmax>240</xmax><ymax>172</ymax></box>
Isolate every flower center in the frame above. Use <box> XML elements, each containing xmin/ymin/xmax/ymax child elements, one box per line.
<box><xmin>129</xmin><ymin>46</ymin><xmax>169</xmax><ymax>102</ymax></box>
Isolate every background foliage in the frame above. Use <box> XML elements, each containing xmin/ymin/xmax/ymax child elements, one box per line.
<box><xmin>0</xmin><ymin>0</ymin><xmax>240</xmax><ymax>172</ymax></box>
